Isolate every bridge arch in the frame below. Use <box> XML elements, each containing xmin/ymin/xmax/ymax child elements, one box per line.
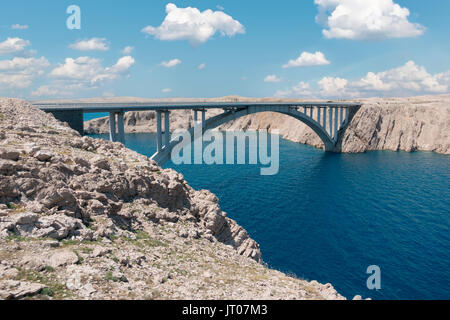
<box><xmin>151</xmin><ymin>105</ymin><xmax>339</xmax><ymax>166</ymax></box>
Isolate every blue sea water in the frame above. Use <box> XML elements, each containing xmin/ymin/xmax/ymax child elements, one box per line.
<box><xmin>90</xmin><ymin>132</ymin><xmax>450</xmax><ymax>300</ymax></box>
<box><xmin>84</xmin><ymin>113</ymin><xmax>109</xmax><ymax>122</ymax></box>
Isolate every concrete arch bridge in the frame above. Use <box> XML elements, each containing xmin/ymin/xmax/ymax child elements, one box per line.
<box><xmin>35</xmin><ymin>102</ymin><xmax>361</xmax><ymax>166</ymax></box>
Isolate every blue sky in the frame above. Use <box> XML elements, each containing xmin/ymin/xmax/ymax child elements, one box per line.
<box><xmin>0</xmin><ymin>0</ymin><xmax>449</xmax><ymax>99</ymax></box>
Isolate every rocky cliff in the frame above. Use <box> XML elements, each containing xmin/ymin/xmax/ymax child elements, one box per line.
<box><xmin>85</xmin><ymin>95</ymin><xmax>450</xmax><ymax>155</ymax></box>
<box><xmin>0</xmin><ymin>98</ymin><xmax>345</xmax><ymax>300</ymax></box>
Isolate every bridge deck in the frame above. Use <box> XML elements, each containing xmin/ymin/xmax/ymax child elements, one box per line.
<box><xmin>34</xmin><ymin>101</ymin><xmax>360</xmax><ymax>113</ymax></box>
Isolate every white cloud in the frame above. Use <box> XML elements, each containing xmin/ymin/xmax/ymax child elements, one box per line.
<box><xmin>31</xmin><ymin>55</ymin><xmax>135</xmax><ymax>97</ymax></box>
<box><xmin>50</xmin><ymin>56</ymin><xmax>134</xmax><ymax>85</ymax></box>
<box><xmin>283</xmin><ymin>51</ymin><xmax>330</xmax><ymax>68</ymax></box>
<box><xmin>0</xmin><ymin>37</ymin><xmax>31</xmax><ymax>56</ymax></box>
<box><xmin>264</xmin><ymin>74</ymin><xmax>282</xmax><ymax>83</ymax></box>
<box><xmin>50</xmin><ymin>57</ymin><xmax>103</xmax><ymax>81</ymax></box>
<box><xmin>354</xmin><ymin>60</ymin><xmax>448</xmax><ymax>94</ymax></box>
<box><xmin>109</xmin><ymin>56</ymin><xmax>136</xmax><ymax>74</ymax></box>
<box><xmin>355</xmin><ymin>72</ymin><xmax>393</xmax><ymax>91</ymax></box>
<box><xmin>435</xmin><ymin>71</ymin><xmax>450</xmax><ymax>91</ymax></box>
<box><xmin>276</xmin><ymin>76</ymin><xmax>355</xmax><ymax>98</ymax></box>
<box><xmin>11</xmin><ymin>24</ymin><xmax>28</xmax><ymax>30</ymax></box>
<box><xmin>0</xmin><ymin>74</ymin><xmax>36</xmax><ymax>90</ymax></box>
<box><xmin>198</xmin><ymin>63</ymin><xmax>206</xmax><ymax>70</ymax></box>
<box><xmin>31</xmin><ymin>85</ymin><xmax>71</xmax><ymax>97</ymax></box>
<box><xmin>0</xmin><ymin>57</ymin><xmax>49</xmax><ymax>89</ymax></box>
<box><xmin>275</xmin><ymin>61</ymin><xmax>448</xmax><ymax>99</ymax></box>
<box><xmin>121</xmin><ymin>46</ymin><xmax>134</xmax><ymax>55</ymax></box>
<box><xmin>31</xmin><ymin>82</ymin><xmax>92</xmax><ymax>98</ymax></box>
<box><xmin>160</xmin><ymin>58</ymin><xmax>181</xmax><ymax>68</ymax></box>
<box><xmin>141</xmin><ymin>3</ymin><xmax>245</xmax><ymax>45</ymax></box>
<box><xmin>0</xmin><ymin>57</ymin><xmax>49</xmax><ymax>72</ymax></box>
<box><xmin>314</xmin><ymin>0</ymin><xmax>425</xmax><ymax>40</ymax></box>
<box><xmin>275</xmin><ymin>81</ymin><xmax>311</xmax><ymax>97</ymax></box>
<box><xmin>318</xmin><ymin>76</ymin><xmax>350</xmax><ymax>97</ymax></box>
<box><xmin>162</xmin><ymin>88</ymin><xmax>172</xmax><ymax>93</ymax></box>
<box><xmin>69</xmin><ymin>38</ymin><xmax>110</xmax><ymax>51</ymax></box>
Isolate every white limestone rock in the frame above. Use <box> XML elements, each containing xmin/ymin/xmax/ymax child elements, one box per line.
<box><xmin>0</xmin><ymin>280</ymin><xmax>46</xmax><ymax>300</ymax></box>
<box><xmin>35</xmin><ymin>150</ymin><xmax>54</xmax><ymax>162</ymax></box>
<box><xmin>48</xmin><ymin>250</ymin><xmax>80</xmax><ymax>268</ymax></box>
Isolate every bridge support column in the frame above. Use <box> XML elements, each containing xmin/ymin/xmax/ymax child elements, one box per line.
<box><xmin>117</xmin><ymin>112</ymin><xmax>125</xmax><ymax>144</ymax></box>
<box><xmin>156</xmin><ymin>111</ymin><xmax>162</xmax><ymax>152</ymax></box>
<box><xmin>345</xmin><ymin>108</ymin><xmax>350</xmax><ymax>125</ymax></box>
<box><xmin>164</xmin><ymin>111</ymin><xmax>170</xmax><ymax>148</ymax></box>
<box><xmin>201</xmin><ymin>110</ymin><xmax>206</xmax><ymax>132</ymax></box>
<box><xmin>328</xmin><ymin>108</ymin><xmax>333</xmax><ymax>137</ymax></box>
<box><xmin>317</xmin><ymin>107</ymin><xmax>321</xmax><ymax>125</ymax></box>
<box><xmin>193</xmin><ymin>110</ymin><xmax>198</xmax><ymax>124</ymax></box>
<box><xmin>109</xmin><ymin>112</ymin><xmax>117</xmax><ymax>142</ymax></box>
<box><xmin>309</xmin><ymin>107</ymin><xmax>313</xmax><ymax>118</ymax></box>
<box><xmin>322</xmin><ymin>107</ymin><xmax>327</xmax><ymax>130</ymax></box>
<box><xmin>339</xmin><ymin>107</ymin><xmax>343</xmax><ymax>127</ymax></box>
<box><xmin>334</xmin><ymin>108</ymin><xmax>339</xmax><ymax>140</ymax></box>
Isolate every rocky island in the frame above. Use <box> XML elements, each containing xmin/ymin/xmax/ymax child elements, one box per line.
<box><xmin>0</xmin><ymin>98</ymin><xmax>345</xmax><ymax>300</ymax></box>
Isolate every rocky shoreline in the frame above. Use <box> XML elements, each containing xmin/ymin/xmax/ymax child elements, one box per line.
<box><xmin>0</xmin><ymin>98</ymin><xmax>346</xmax><ymax>300</ymax></box>
<box><xmin>84</xmin><ymin>95</ymin><xmax>450</xmax><ymax>155</ymax></box>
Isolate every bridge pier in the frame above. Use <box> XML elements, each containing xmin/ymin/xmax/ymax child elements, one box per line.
<box><xmin>109</xmin><ymin>112</ymin><xmax>117</xmax><ymax>142</ymax></box>
<box><xmin>108</xmin><ymin>112</ymin><xmax>125</xmax><ymax>143</ymax></box>
<box><xmin>193</xmin><ymin>109</ymin><xmax>206</xmax><ymax>129</ymax></box>
<box><xmin>117</xmin><ymin>112</ymin><xmax>125</xmax><ymax>144</ymax></box>
<box><xmin>156</xmin><ymin>111</ymin><xmax>163</xmax><ymax>152</ymax></box>
<box><xmin>201</xmin><ymin>110</ymin><xmax>206</xmax><ymax>130</ymax></box>
<box><xmin>155</xmin><ymin>110</ymin><xmax>171</xmax><ymax>152</ymax></box>
<box><xmin>193</xmin><ymin>110</ymin><xmax>198</xmax><ymax>124</ymax></box>
<box><xmin>328</xmin><ymin>108</ymin><xmax>333</xmax><ymax>138</ymax></box>
<box><xmin>334</xmin><ymin>108</ymin><xmax>339</xmax><ymax>140</ymax></box>
<box><xmin>164</xmin><ymin>111</ymin><xmax>171</xmax><ymax>147</ymax></box>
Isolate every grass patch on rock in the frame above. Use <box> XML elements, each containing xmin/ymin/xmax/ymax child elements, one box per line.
<box><xmin>105</xmin><ymin>271</ymin><xmax>128</xmax><ymax>283</ymax></box>
<box><xmin>6</xmin><ymin>235</ymin><xmax>48</xmax><ymax>243</ymax></box>
<box><xmin>15</xmin><ymin>268</ymin><xmax>72</xmax><ymax>299</ymax></box>
<box><xmin>72</xmin><ymin>250</ymin><xmax>84</xmax><ymax>264</ymax></box>
<box><xmin>60</xmin><ymin>239</ymin><xmax>101</xmax><ymax>247</ymax></box>
<box><xmin>123</xmin><ymin>230</ymin><xmax>167</xmax><ymax>248</ymax></box>
<box><xmin>44</xmin><ymin>266</ymin><xmax>55</xmax><ymax>273</ymax></box>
